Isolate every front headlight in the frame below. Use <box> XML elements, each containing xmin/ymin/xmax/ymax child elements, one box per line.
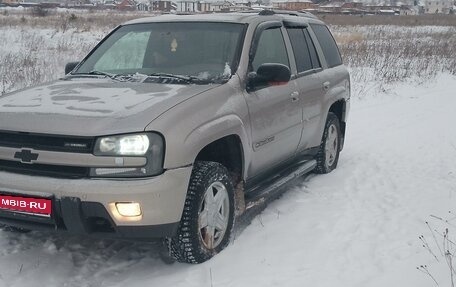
<box><xmin>91</xmin><ymin>132</ymin><xmax>164</xmax><ymax>178</ymax></box>
<box><xmin>96</xmin><ymin>134</ymin><xmax>150</xmax><ymax>156</ymax></box>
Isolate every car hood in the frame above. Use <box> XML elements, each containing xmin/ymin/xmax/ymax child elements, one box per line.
<box><xmin>0</xmin><ymin>77</ymin><xmax>217</xmax><ymax>136</ymax></box>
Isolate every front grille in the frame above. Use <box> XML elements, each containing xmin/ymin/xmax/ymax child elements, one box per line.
<box><xmin>0</xmin><ymin>131</ymin><xmax>94</xmax><ymax>178</ymax></box>
<box><xmin>0</xmin><ymin>160</ymin><xmax>89</xmax><ymax>178</ymax></box>
<box><xmin>0</xmin><ymin>131</ymin><xmax>94</xmax><ymax>153</ymax></box>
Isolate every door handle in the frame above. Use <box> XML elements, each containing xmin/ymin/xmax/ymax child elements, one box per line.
<box><xmin>323</xmin><ymin>81</ymin><xmax>330</xmax><ymax>91</ymax></box>
<box><xmin>290</xmin><ymin>91</ymin><xmax>299</xmax><ymax>102</ymax></box>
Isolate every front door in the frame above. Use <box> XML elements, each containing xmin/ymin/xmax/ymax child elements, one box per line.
<box><xmin>244</xmin><ymin>26</ymin><xmax>302</xmax><ymax>178</ymax></box>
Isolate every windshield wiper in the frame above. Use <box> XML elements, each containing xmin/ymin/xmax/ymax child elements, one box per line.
<box><xmin>71</xmin><ymin>71</ymin><xmax>142</xmax><ymax>82</ymax></box>
<box><xmin>87</xmin><ymin>70</ymin><xmax>118</xmax><ymax>78</ymax></box>
<box><xmin>147</xmin><ymin>73</ymin><xmax>209</xmax><ymax>84</ymax></box>
<box><xmin>71</xmin><ymin>70</ymin><xmax>121</xmax><ymax>80</ymax></box>
<box><xmin>70</xmin><ymin>71</ymin><xmax>213</xmax><ymax>84</ymax></box>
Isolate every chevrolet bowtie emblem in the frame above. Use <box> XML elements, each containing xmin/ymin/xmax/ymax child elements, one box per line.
<box><xmin>14</xmin><ymin>149</ymin><xmax>39</xmax><ymax>164</ymax></box>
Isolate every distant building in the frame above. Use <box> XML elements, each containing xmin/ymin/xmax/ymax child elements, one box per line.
<box><xmin>377</xmin><ymin>8</ymin><xmax>396</xmax><ymax>14</ymax></box>
<box><xmin>273</xmin><ymin>0</ymin><xmax>316</xmax><ymax>10</ymax></box>
<box><xmin>318</xmin><ymin>1</ymin><xmax>342</xmax><ymax>13</ymax></box>
<box><xmin>210</xmin><ymin>1</ymin><xmax>232</xmax><ymax>11</ymax></box>
<box><xmin>101</xmin><ymin>0</ymin><xmax>117</xmax><ymax>9</ymax></box>
<box><xmin>117</xmin><ymin>0</ymin><xmax>135</xmax><ymax>10</ymax></box>
<box><xmin>424</xmin><ymin>0</ymin><xmax>452</xmax><ymax>13</ymax></box>
<box><xmin>318</xmin><ymin>1</ymin><xmax>365</xmax><ymax>14</ymax></box>
<box><xmin>176</xmin><ymin>0</ymin><xmax>212</xmax><ymax>12</ymax></box>
<box><xmin>231</xmin><ymin>0</ymin><xmax>251</xmax><ymax>10</ymax></box>
<box><xmin>177</xmin><ymin>0</ymin><xmax>198</xmax><ymax>11</ymax></box>
<box><xmin>250</xmin><ymin>3</ymin><xmax>273</xmax><ymax>9</ymax></box>
<box><xmin>198</xmin><ymin>1</ymin><xmax>211</xmax><ymax>11</ymax></box>
<box><xmin>399</xmin><ymin>4</ymin><xmax>419</xmax><ymax>14</ymax></box>
<box><xmin>152</xmin><ymin>0</ymin><xmax>177</xmax><ymax>11</ymax></box>
<box><xmin>136</xmin><ymin>1</ymin><xmax>151</xmax><ymax>11</ymax></box>
<box><xmin>1</xmin><ymin>0</ymin><xmax>20</xmax><ymax>5</ymax></box>
<box><xmin>363</xmin><ymin>4</ymin><xmax>400</xmax><ymax>14</ymax></box>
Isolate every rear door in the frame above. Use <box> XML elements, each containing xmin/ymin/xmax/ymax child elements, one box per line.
<box><xmin>244</xmin><ymin>23</ymin><xmax>302</xmax><ymax>177</ymax></box>
<box><xmin>308</xmin><ymin>24</ymin><xmax>346</xmax><ymax>148</ymax></box>
<box><xmin>285</xmin><ymin>26</ymin><xmax>325</xmax><ymax>152</ymax></box>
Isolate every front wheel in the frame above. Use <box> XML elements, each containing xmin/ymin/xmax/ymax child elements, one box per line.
<box><xmin>167</xmin><ymin>161</ymin><xmax>235</xmax><ymax>264</ymax></box>
<box><xmin>315</xmin><ymin>112</ymin><xmax>341</xmax><ymax>174</ymax></box>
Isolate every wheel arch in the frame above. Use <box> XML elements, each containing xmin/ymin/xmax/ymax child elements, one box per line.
<box><xmin>328</xmin><ymin>99</ymin><xmax>347</xmax><ymax>149</ymax></box>
<box><xmin>186</xmin><ymin>117</ymin><xmax>249</xmax><ymax>219</ymax></box>
<box><xmin>328</xmin><ymin>99</ymin><xmax>347</xmax><ymax>123</ymax></box>
<box><xmin>184</xmin><ymin>114</ymin><xmax>249</xmax><ymax>183</ymax></box>
<box><xmin>194</xmin><ymin>134</ymin><xmax>245</xmax><ymax>186</ymax></box>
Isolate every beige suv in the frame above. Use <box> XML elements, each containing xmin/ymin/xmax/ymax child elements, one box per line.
<box><xmin>0</xmin><ymin>10</ymin><xmax>350</xmax><ymax>263</ymax></box>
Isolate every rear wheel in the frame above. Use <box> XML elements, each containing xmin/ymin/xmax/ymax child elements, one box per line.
<box><xmin>315</xmin><ymin>112</ymin><xmax>341</xmax><ymax>174</ymax></box>
<box><xmin>167</xmin><ymin>161</ymin><xmax>235</xmax><ymax>264</ymax></box>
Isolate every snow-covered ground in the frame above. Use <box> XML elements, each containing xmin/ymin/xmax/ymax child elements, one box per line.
<box><xmin>0</xmin><ymin>73</ymin><xmax>454</xmax><ymax>286</ymax></box>
<box><xmin>1</xmin><ymin>14</ymin><xmax>456</xmax><ymax>286</ymax></box>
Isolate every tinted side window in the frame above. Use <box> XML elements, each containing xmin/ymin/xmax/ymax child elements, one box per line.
<box><xmin>286</xmin><ymin>28</ymin><xmax>312</xmax><ymax>73</ymax></box>
<box><xmin>310</xmin><ymin>24</ymin><xmax>342</xmax><ymax>68</ymax></box>
<box><xmin>303</xmin><ymin>29</ymin><xmax>321</xmax><ymax>69</ymax></box>
<box><xmin>252</xmin><ymin>28</ymin><xmax>289</xmax><ymax>71</ymax></box>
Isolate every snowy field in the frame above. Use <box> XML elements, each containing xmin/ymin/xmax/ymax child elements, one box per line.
<box><xmin>0</xmin><ymin>11</ymin><xmax>456</xmax><ymax>287</ymax></box>
<box><xmin>1</xmin><ymin>74</ymin><xmax>455</xmax><ymax>287</ymax></box>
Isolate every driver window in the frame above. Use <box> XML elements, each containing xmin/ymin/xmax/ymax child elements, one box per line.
<box><xmin>252</xmin><ymin>28</ymin><xmax>290</xmax><ymax>72</ymax></box>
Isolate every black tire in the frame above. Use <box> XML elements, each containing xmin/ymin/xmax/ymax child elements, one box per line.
<box><xmin>315</xmin><ymin>112</ymin><xmax>341</xmax><ymax>174</ymax></box>
<box><xmin>167</xmin><ymin>161</ymin><xmax>235</xmax><ymax>264</ymax></box>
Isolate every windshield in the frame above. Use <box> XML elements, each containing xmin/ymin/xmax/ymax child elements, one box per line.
<box><xmin>74</xmin><ymin>22</ymin><xmax>246</xmax><ymax>84</ymax></box>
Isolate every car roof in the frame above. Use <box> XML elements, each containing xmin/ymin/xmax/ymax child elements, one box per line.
<box><xmin>124</xmin><ymin>10</ymin><xmax>325</xmax><ymax>26</ymax></box>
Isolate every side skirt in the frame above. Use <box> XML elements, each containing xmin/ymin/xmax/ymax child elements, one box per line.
<box><xmin>238</xmin><ymin>159</ymin><xmax>316</xmax><ymax>226</ymax></box>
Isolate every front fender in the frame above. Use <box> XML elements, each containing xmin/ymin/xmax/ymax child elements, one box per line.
<box><xmin>184</xmin><ymin>114</ymin><xmax>250</xmax><ymax>167</ymax></box>
<box><xmin>145</xmin><ymin>78</ymin><xmax>251</xmax><ymax>176</ymax></box>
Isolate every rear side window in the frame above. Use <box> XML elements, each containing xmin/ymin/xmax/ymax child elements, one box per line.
<box><xmin>286</xmin><ymin>28</ymin><xmax>313</xmax><ymax>73</ymax></box>
<box><xmin>310</xmin><ymin>24</ymin><xmax>342</xmax><ymax>68</ymax></box>
<box><xmin>303</xmin><ymin>29</ymin><xmax>321</xmax><ymax>69</ymax></box>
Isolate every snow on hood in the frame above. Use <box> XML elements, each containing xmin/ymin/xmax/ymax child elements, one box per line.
<box><xmin>0</xmin><ymin>77</ymin><xmax>216</xmax><ymax>136</ymax></box>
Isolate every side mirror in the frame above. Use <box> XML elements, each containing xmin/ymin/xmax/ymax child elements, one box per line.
<box><xmin>65</xmin><ymin>62</ymin><xmax>79</xmax><ymax>75</ymax></box>
<box><xmin>247</xmin><ymin>63</ymin><xmax>291</xmax><ymax>90</ymax></box>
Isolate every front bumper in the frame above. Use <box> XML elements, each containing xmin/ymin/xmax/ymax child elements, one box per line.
<box><xmin>0</xmin><ymin>166</ymin><xmax>192</xmax><ymax>239</ymax></box>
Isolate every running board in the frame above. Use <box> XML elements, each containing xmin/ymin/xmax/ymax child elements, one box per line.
<box><xmin>244</xmin><ymin>159</ymin><xmax>316</xmax><ymax>211</ymax></box>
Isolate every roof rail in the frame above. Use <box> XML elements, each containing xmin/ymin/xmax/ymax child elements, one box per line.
<box><xmin>258</xmin><ymin>9</ymin><xmax>318</xmax><ymax>19</ymax></box>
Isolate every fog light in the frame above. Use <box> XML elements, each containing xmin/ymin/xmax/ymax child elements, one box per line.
<box><xmin>115</xmin><ymin>202</ymin><xmax>142</xmax><ymax>217</ymax></box>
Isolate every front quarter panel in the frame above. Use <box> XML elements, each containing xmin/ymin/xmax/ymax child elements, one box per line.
<box><xmin>145</xmin><ymin>77</ymin><xmax>251</xmax><ymax>176</ymax></box>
